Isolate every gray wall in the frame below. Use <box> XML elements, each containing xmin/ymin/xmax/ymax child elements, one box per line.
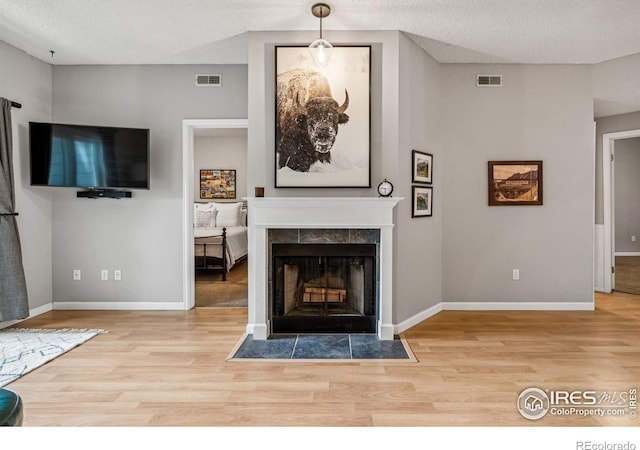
<box><xmin>0</xmin><ymin>40</ymin><xmax>53</xmax><ymax>312</ymax></box>
<box><xmin>247</xmin><ymin>31</ymin><xmax>443</xmax><ymax>325</ymax></box>
<box><xmin>51</xmin><ymin>64</ymin><xmax>247</xmax><ymax>304</ymax></box>
<box><xmin>614</xmin><ymin>137</ymin><xmax>640</xmax><ymax>252</ymax></box>
<box><xmin>594</xmin><ymin>53</ymin><xmax>640</xmax><ymax>119</ymax></box>
<box><xmin>396</xmin><ymin>33</ymin><xmax>442</xmax><ymax>319</ymax></box>
<box><xmin>441</xmin><ymin>64</ymin><xmax>594</xmax><ymax>304</ymax></box>
<box><xmin>194</xmin><ymin>134</ymin><xmax>248</xmax><ymax>201</ymax></box>
<box><xmin>247</xmin><ymin>30</ymin><xmax>392</xmax><ymax>198</ymax></box>
<box><xmin>5</xmin><ymin>29</ymin><xmax>599</xmax><ymax>320</ymax></box>
<box><xmin>592</xmin><ymin>52</ymin><xmax>640</xmax><ymax>225</ymax></box>
<box><xmin>595</xmin><ymin>111</ymin><xmax>640</xmax><ymax>224</ymax></box>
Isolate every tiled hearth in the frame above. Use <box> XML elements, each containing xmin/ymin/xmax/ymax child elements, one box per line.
<box><xmin>247</xmin><ymin>197</ymin><xmax>402</xmax><ymax>340</ymax></box>
<box><xmin>229</xmin><ymin>334</ymin><xmax>412</xmax><ymax>360</ymax></box>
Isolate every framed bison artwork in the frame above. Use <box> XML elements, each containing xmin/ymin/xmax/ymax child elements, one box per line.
<box><xmin>275</xmin><ymin>45</ymin><xmax>371</xmax><ymax>188</ymax></box>
<box><xmin>488</xmin><ymin>161</ymin><xmax>543</xmax><ymax>206</ymax></box>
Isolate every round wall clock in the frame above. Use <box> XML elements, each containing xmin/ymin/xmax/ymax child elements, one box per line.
<box><xmin>377</xmin><ymin>179</ymin><xmax>394</xmax><ymax>197</ymax></box>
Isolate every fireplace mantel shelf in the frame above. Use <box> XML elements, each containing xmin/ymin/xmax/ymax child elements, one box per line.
<box><xmin>248</xmin><ymin>197</ymin><xmax>403</xmax><ymax>229</ymax></box>
<box><xmin>249</xmin><ymin>196</ymin><xmax>403</xmax><ymax>204</ymax></box>
<box><xmin>249</xmin><ymin>197</ymin><xmax>403</xmax><ymax>211</ymax></box>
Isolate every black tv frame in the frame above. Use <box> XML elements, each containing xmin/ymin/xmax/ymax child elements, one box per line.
<box><xmin>29</xmin><ymin>121</ymin><xmax>150</xmax><ymax>194</ymax></box>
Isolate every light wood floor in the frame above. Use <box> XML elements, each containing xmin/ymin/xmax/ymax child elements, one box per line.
<box><xmin>615</xmin><ymin>256</ymin><xmax>640</xmax><ymax>294</ymax></box>
<box><xmin>6</xmin><ymin>292</ymin><xmax>639</xmax><ymax>427</ymax></box>
<box><xmin>195</xmin><ymin>259</ymin><xmax>248</xmax><ymax>307</ymax></box>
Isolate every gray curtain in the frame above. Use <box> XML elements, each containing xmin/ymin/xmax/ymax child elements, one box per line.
<box><xmin>0</xmin><ymin>98</ymin><xmax>29</xmax><ymax>321</ymax></box>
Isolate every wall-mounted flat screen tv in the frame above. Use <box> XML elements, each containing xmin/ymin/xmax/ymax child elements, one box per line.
<box><xmin>29</xmin><ymin>122</ymin><xmax>150</xmax><ymax>189</ymax></box>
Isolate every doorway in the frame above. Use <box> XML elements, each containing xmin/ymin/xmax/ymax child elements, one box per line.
<box><xmin>181</xmin><ymin>119</ymin><xmax>249</xmax><ymax>310</ymax></box>
<box><xmin>602</xmin><ymin>129</ymin><xmax>640</xmax><ymax>293</ymax></box>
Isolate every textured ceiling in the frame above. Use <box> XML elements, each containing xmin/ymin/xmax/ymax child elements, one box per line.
<box><xmin>0</xmin><ymin>0</ymin><xmax>639</xmax><ymax>65</ymax></box>
<box><xmin>2</xmin><ymin>0</ymin><xmax>640</xmax><ymax>117</ymax></box>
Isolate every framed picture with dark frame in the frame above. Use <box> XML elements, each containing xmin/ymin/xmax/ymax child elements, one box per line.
<box><xmin>200</xmin><ymin>169</ymin><xmax>236</xmax><ymax>199</ymax></box>
<box><xmin>274</xmin><ymin>45</ymin><xmax>371</xmax><ymax>188</ymax></box>
<box><xmin>412</xmin><ymin>150</ymin><xmax>433</xmax><ymax>184</ymax></box>
<box><xmin>488</xmin><ymin>161</ymin><xmax>543</xmax><ymax>206</ymax></box>
<box><xmin>412</xmin><ymin>186</ymin><xmax>433</xmax><ymax>217</ymax></box>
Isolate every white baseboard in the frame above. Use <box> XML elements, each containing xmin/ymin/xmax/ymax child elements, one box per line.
<box><xmin>247</xmin><ymin>323</ymin><xmax>268</xmax><ymax>339</ymax></box>
<box><xmin>393</xmin><ymin>300</ymin><xmax>595</xmax><ymax>334</ymax></box>
<box><xmin>379</xmin><ymin>323</ymin><xmax>395</xmax><ymax>340</ymax></box>
<box><xmin>615</xmin><ymin>252</ymin><xmax>640</xmax><ymax>256</ymax></box>
<box><xmin>30</xmin><ymin>302</ymin><xmax>54</xmax><ymax>316</ymax></box>
<box><xmin>54</xmin><ymin>301</ymin><xmax>186</xmax><ymax>311</ymax></box>
<box><xmin>18</xmin><ymin>300</ymin><xmax>596</xmax><ymax>336</ymax></box>
<box><xmin>441</xmin><ymin>301</ymin><xmax>594</xmax><ymax>311</ymax></box>
<box><xmin>0</xmin><ymin>302</ymin><xmax>53</xmax><ymax>330</ymax></box>
<box><xmin>395</xmin><ymin>302</ymin><xmax>443</xmax><ymax>334</ymax></box>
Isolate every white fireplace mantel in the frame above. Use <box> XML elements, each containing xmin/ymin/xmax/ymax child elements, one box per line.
<box><xmin>246</xmin><ymin>197</ymin><xmax>403</xmax><ymax>340</ymax></box>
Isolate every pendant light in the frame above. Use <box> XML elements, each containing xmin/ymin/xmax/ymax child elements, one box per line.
<box><xmin>309</xmin><ymin>3</ymin><xmax>332</xmax><ymax>67</ymax></box>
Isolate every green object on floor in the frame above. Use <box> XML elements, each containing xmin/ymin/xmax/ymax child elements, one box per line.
<box><xmin>0</xmin><ymin>388</ymin><xmax>23</xmax><ymax>426</ymax></box>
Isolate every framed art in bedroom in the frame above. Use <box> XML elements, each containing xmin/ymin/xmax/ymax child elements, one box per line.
<box><xmin>274</xmin><ymin>45</ymin><xmax>371</xmax><ymax>188</ymax></box>
<box><xmin>200</xmin><ymin>169</ymin><xmax>236</xmax><ymax>199</ymax></box>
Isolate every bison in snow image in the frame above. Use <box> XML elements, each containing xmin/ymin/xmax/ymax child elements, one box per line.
<box><xmin>276</xmin><ymin>69</ymin><xmax>350</xmax><ymax>172</ymax></box>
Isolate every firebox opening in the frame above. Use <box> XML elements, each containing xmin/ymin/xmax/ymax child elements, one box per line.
<box><xmin>272</xmin><ymin>243</ymin><xmax>377</xmax><ymax>334</ymax></box>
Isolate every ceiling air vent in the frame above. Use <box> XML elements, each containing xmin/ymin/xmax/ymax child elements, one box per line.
<box><xmin>476</xmin><ymin>75</ymin><xmax>502</xmax><ymax>87</ymax></box>
<box><xmin>196</xmin><ymin>74</ymin><xmax>222</xmax><ymax>87</ymax></box>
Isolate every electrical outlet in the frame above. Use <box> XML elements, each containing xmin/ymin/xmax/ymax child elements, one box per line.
<box><xmin>101</xmin><ymin>269</ymin><xmax>109</xmax><ymax>281</ymax></box>
<box><xmin>512</xmin><ymin>269</ymin><xmax>520</xmax><ymax>280</ymax></box>
<box><xmin>114</xmin><ymin>269</ymin><xmax>122</xmax><ymax>281</ymax></box>
<box><xmin>632</xmin><ymin>236</ymin><xmax>636</xmax><ymax>242</ymax></box>
<box><xmin>73</xmin><ymin>269</ymin><xmax>81</xmax><ymax>281</ymax></box>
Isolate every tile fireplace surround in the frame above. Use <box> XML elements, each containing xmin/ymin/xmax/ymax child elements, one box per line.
<box><xmin>246</xmin><ymin>197</ymin><xmax>402</xmax><ymax>340</ymax></box>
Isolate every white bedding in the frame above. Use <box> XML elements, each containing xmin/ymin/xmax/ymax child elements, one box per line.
<box><xmin>194</xmin><ymin>226</ymin><xmax>248</xmax><ymax>270</ymax></box>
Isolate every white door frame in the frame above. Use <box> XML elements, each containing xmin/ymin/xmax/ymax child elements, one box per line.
<box><xmin>181</xmin><ymin>119</ymin><xmax>249</xmax><ymax>309</ymax></box>
<box><xmin>602</xmin><ymin>129</ymin><xmax>640</xmax><ymax>292</ymax></box>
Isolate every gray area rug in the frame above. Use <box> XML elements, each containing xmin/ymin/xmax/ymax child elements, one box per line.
<box><xmin>0</xmin><ymin>328</ymin><xmax>106</xmax><ymax>387</ymax></box>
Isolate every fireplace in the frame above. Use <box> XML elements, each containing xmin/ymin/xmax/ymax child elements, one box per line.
<box><xmin>247</xmin><ymin>197</ymin><xmax>401</xmax><ymax>340</ymax></box>
<box><xmin>272</xmin><ymin>243</ymin><xmax>377</xmax><ymax>334</ymax></box>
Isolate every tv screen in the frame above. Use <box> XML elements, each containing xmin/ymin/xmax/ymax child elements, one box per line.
<box><xmin>29</xmin><ymin>122</ymin><xmax>150</xmax><ymax>189</ymax></box>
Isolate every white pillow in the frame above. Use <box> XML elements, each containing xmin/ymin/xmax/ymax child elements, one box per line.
<box><xmin>194</xmin><ymin>202</ymin><xmax>217</xmax><ymax>228</ymax></box>
<box><xmin>215</xmin><ymin>202</ymin><xmax>243</xmax><ymax>227</ymax></box>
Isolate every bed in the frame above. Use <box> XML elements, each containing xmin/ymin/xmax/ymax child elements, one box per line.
<box><xmin>194</xmin><ymin>202</ymin><xmax>247</xmax><ymax>280</ymax></box>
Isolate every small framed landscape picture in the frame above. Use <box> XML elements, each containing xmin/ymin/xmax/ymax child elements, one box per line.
<box><xmin>412</xmin><ymin>150</ymin><xmax>433</xmax><ymax>184</ymax></box>
<box><xmin>200</xmin><ymin>169</ymin><xmax>236</xmax><ymax>199</ymax></box>
<box><xmin>412</xmin><ymin>186</ymin><xmax>433</xmax><ymax>217</ymax></box>
<box><xmin>488</xmin><ymin>160</ymin><xmax>542</xmax><ymax>206</ymax></box>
